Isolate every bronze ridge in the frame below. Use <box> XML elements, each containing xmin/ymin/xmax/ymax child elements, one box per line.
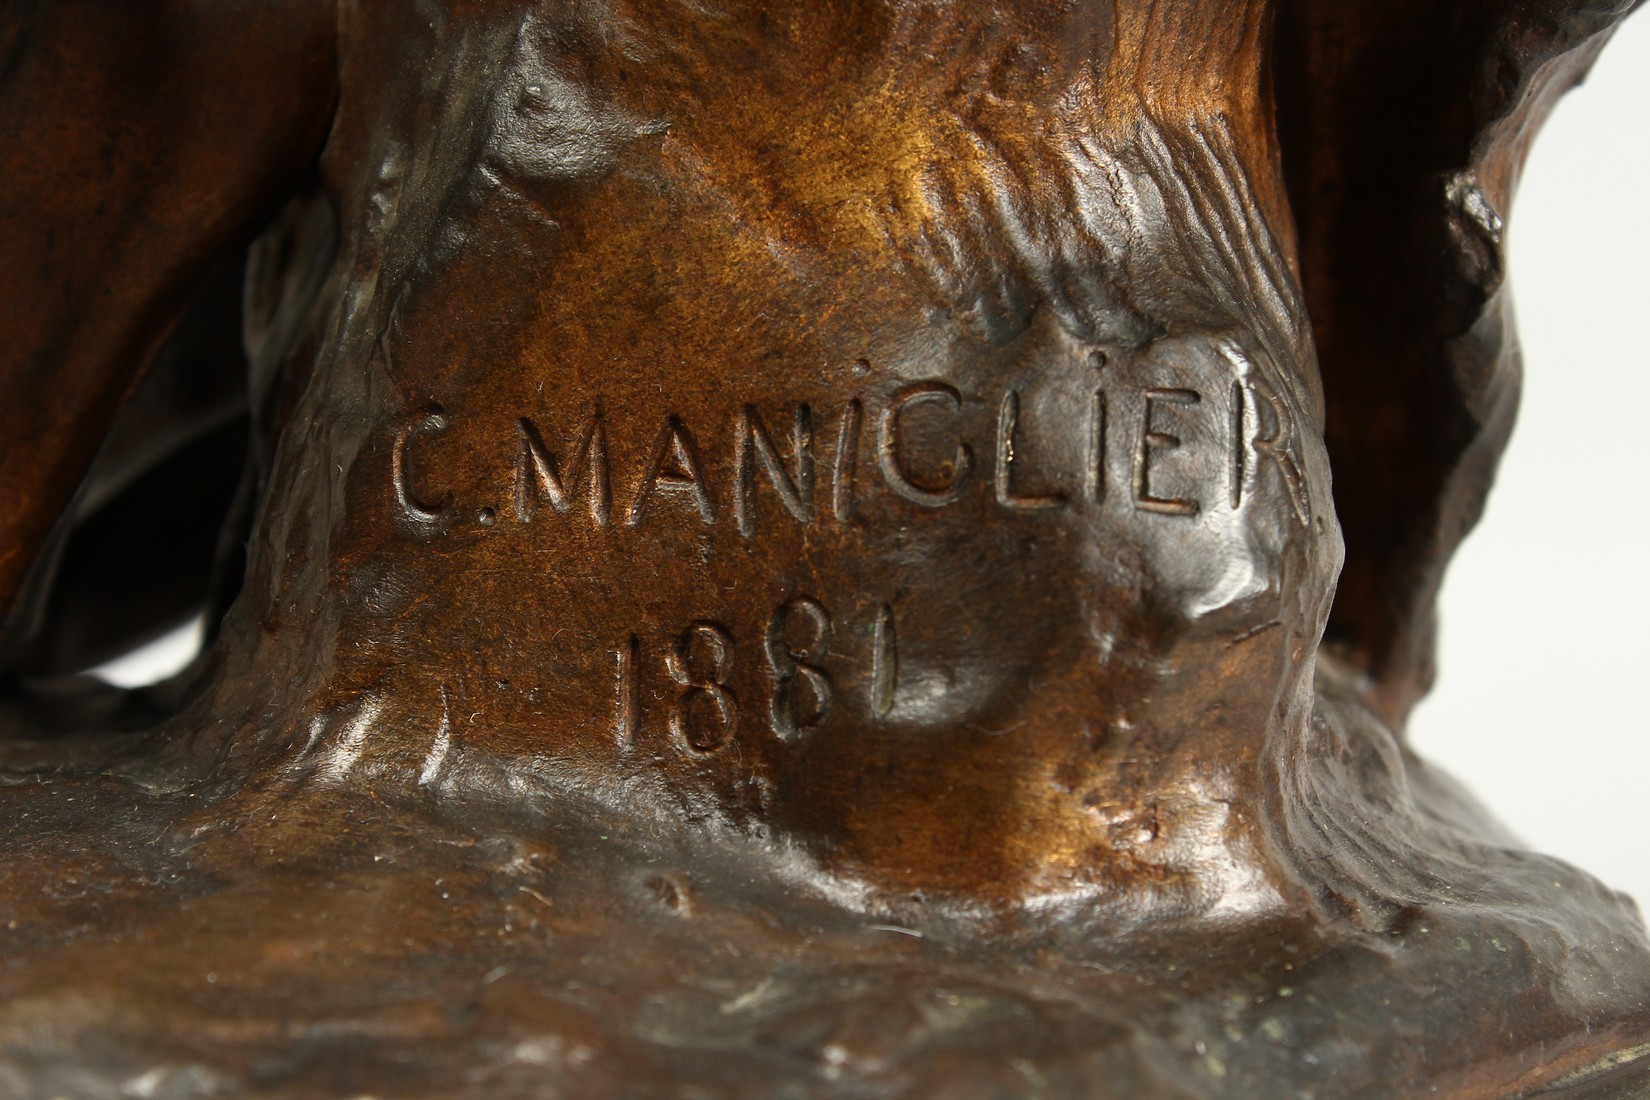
<box><xmin>0</xmin><ymin>1</ymin><xmax>1646</xmax><ymax>1096</ymax></box>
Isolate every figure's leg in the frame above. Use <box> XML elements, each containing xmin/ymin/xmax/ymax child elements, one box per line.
<box><xmin>0</xmin><ymin>0</ymin><xmax>338</xmax><ymax>665</ymax></box>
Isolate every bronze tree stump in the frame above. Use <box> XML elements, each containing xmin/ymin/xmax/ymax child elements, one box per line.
<box><xmin>1</xmin><ymin>1</ymin><xmax>1646</xmax><ymax>1096</ymax></box>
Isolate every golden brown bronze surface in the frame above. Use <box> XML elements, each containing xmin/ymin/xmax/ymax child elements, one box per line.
<box><xmin>1</xmin><ymin>1</ymin><xmax>1647</xmax><ymax>1096</ymax></box>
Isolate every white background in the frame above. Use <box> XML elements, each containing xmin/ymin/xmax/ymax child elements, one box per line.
<box><xmin>97</xmin><ymin>14</ymin><xmax>1650</xmax><ymax>908</ymax></box>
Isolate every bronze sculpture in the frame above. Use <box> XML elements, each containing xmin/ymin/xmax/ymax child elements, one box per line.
<box><xmin>1</xmin><ymin>0</ymin><xmax>1647</xmax><ymax>1095</ymax></box>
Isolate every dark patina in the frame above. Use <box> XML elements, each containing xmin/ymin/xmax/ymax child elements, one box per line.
<box><xmin>1</xmin><ymin>1</ymin><xmax>1646</xmax><ymax>1096</ymax></box>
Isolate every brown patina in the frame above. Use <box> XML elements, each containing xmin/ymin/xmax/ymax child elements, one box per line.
<box><xmin>0</xmin><ymin>1</ymin><xmax>1646</xmax><ymax>1096</ymax></box>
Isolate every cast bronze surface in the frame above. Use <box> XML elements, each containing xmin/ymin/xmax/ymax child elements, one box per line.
<box><xmin>1</xmin><ymin>1</ymin><xmax>1646</xmax><ymax>1097</ymax></box>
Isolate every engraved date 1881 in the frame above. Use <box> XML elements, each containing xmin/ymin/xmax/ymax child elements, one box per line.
<box><xmin>613</xmin><ymin>595</ymin><xmax>895</xmax><ymax>755</ymax></box>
